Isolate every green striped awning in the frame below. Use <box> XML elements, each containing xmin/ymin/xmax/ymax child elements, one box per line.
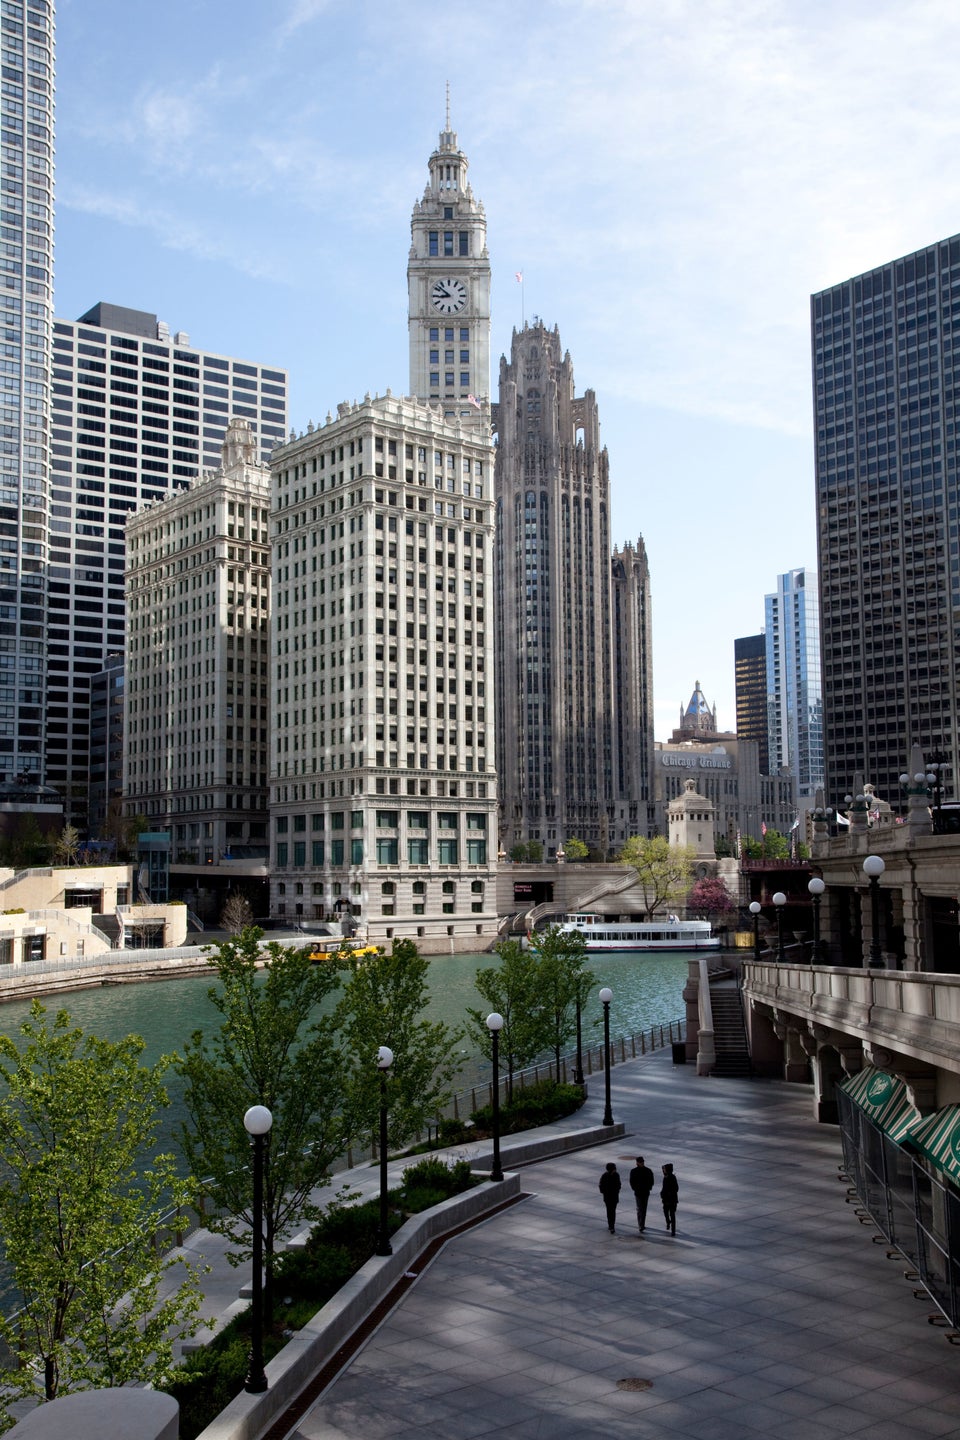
<box><xmin>905</xmin><ymin>1105</ymin><xmax>960</xmax><ymax>1185</ymax></box>
<box><xmin>840</xmin><ymin>1066</ymin><xmax>923</xmax><ymax>1142</ymax></box>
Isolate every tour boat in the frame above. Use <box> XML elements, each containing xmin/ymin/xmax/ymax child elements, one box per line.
<box><xmin>555</xmin><ymin>912</ymin><xmax>720</xmax><ymax>952</ymax></box>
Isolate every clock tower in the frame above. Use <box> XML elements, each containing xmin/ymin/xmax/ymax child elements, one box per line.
<box><xmin>408</xmin><ymin>113</ymin><xmax>490</xmax><ymax>413</ymax></box>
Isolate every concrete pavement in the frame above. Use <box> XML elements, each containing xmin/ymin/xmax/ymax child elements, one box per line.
<box><xmin>283</xmin><ymin>1048</ymin><xmax>960</xmax><ymax>1440</ymax></box>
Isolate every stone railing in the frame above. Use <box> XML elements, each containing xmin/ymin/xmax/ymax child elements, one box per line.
<box><xmin>742</xmin><ymin>960</ymin><xmax>960</xmax><ymax>1072</ymax></box>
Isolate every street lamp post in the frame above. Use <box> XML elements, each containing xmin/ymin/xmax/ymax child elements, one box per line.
<box><xmin>485</xmin><ymin>1013</ymin><xmax>504</xmax><ymax>1182</ymax></box>
<box><xmin>243</xmin><ymin>1104</ymin><xmax>273</xmax><ymax>1395</ymax></box>
<box><xmin>749</xmin><ymin>900</ymin><xmax>762</xmax><ymax>963</ymax></box>
<box><xmin>375</xmin><ymin>1045</ymin><xmax>394</xmax><ymax>1256</ymax></box>
<box><xmin>772</xmin><ymin>891</ymin><xmax>787</xmax><ymax>963</ymax></box>
<box><xmin>573</xmin><ymin>980</ymin><xmax>585</xmax><ymax>1086</ymax></box>
<box><xmin>599</xmin><ymin>986</ymin><xmax>613</xmax><ymax>1126</ymax></box>
<box><xmin>863</xmin><ymin>855</ymin><xmax>886</xmax><ymax>968</ymax></box>
<box><xmin>807</xmin><ymin>877</ymin><xmax>825</xmax><ymax>963</ymax></box>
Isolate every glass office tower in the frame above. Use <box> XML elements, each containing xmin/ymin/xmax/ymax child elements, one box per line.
<box><xmin>813</xmin><ymin>237</ymin><xmax>960</xmax><ymax>802</ymax></box>
<box><xmin>0</xmin><ymin>0</ymin><xmax>54</xmax><ymax>785</ymax></box>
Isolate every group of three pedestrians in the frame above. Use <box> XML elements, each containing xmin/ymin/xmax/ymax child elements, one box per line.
<box><xmin>599</xmin><ymin>1156</ymin><xmax>678</xmax><ymax>1236</ymax></box>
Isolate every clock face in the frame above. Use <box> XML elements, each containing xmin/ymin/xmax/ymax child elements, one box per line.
<box><xmin>431</xmin><ymin>277</ymin><xmax>468</xmax><ymax>314</ymax></box>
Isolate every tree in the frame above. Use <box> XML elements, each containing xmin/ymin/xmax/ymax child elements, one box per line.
<box><xmin>467</xmin><ymin>940</ymin><xmax>546</xmax><ymax>1101</ymax></box>
<box><xmin>562</xmin><ymin>836</ymin><xmax>589</xmax><ymax>861</ymax></box>
<box><xmin>0</xmin><ymin>1002</ymin><xmax>201</xmax><ymax>1411</ymax></box>
<box><xmin>509</xmin><ymin>842</ymin><xmax>528</xmax><ymax>862</ymax></box>
<box><xmin>52</xmin><ymin>823</ymin><xmax>81</xmax><ymax>867</ymax></box>
<box><xmin>526</xmin><ymin>839</ymin><xmax>544</xmax><ymax>862</ymax></box>
<box><xmin>687</xmin><ymin>876</ymin><xmax>736</xmax><ymax>918</ymax></box>
<box><xmin>178</xmin><ymin>928</ymin><xmax>352</xmax><ymax>1323</ymax></box>
<box><xmin>762</xmin><ymin>828</ymin><xmax>791</xmax><ymax>860</ymax></box>
<box><xmin>530</xmin><ymin>926</ymin><xmax>593</xmax><ymax>1077</ymax></box>
<box><xmin>220</xmin><ymin>890</ymin><xmax>255</xmax><ymax>934</ymax></box>
<box><xmin>0</xmin><ymin>813</ymin><xmax>51</xmax><ymax>869</ymax></box>
<box><xmin>619</xmin><ymin>835</ymin><xmax>694</xmax><ymax>918</ymax></box>
<box><xmin>335</xmin><ymin>938</ymin><xmax>463</xmax><ymax>1151</ymax></box>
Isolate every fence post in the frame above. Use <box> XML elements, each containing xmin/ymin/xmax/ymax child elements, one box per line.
<box><xmin>587</xmin><ymin>1049</ymin><xmax>593</xmax><ymax>1075</ymax></box>
<box><xmin>660</xmin><ymin>1025</ymin><xmax>664</xmax><ymax>1045</ymax></box>
<box><xmin>631</xmin><ymin>1035</ymin><xmax>636</xmax><ymax>1058</ymax></box>
<box><xmin>620</xmin><ymin>1038</ymin><xmax>626</xmax><ymax>1063</ymax></box>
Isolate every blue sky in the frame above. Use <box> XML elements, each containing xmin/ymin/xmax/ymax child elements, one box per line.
<box><xmin>54</xmin><ymin>0</ymin><xmax>960</xmax><ymax>741</ymax></box>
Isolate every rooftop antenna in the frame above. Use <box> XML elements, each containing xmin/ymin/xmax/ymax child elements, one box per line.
<box><xmin>445</xmin><ymin>80</ymin><xmax>451</xmax><ymax>131</ymax></box>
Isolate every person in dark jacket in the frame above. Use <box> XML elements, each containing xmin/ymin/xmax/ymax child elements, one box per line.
<box><xmin>599</xmin><ymin>1162</ymin><xmax>621</xmax><ymax>1233</ymax></box>
<box><xmin>628</xmin><ymin>1155</ymin><xmax>655</xmax><ymax>1233</ymax></box>
<box><xmin>660</xmin><ymin>1162</ymin><xmax>679</xmax><ymax>1235</ymax></box>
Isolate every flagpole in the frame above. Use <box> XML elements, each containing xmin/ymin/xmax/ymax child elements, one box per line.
<box><xmin>515</xmin><ymin>269</ymin><xmax>525</xmax><ymax>327</ymax></box>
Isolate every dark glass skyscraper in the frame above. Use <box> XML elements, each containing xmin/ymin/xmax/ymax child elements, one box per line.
<box><xmin>813</xmin><ymin>236</ymin><xmax>960</xmax><ymax>804</ymax></box>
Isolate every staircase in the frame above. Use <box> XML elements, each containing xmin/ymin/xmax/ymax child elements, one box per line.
<box><xmin>93</xmin><ymin>913</ymin><xmax>121</xmax><ymax>948</ymax></box>
<box><xmin>708</xmin><ymin>981</ymin><xmax>752</xmax><ymax>1077</ymax></box>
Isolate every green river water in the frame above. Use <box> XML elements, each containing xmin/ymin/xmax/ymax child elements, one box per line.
<box><xmin>0</xmin><ymin>948</ymin><xmax>693</xmax><ymax>1155</ymax></box>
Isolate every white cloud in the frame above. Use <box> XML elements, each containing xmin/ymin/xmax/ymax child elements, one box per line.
<box><xmin>58</xmin><ymin>186</ymin><xmax>287</xmax><ymax>284</ymax></box>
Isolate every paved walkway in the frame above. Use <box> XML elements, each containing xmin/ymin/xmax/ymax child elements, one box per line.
<box><xmin>282</xmin><ymin>1049</ymin><xmax>960</xmax><ymax>1440</ymax></box>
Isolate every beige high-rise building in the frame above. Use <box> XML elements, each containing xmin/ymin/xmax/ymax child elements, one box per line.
<box><xmin>267</xmin><ymin>396</ymin><xmax>497</xmax><ymax>947</ymax></box>
<box><xmin>493</xmin><ymin>322</ymin><xmax>653</xmax><ymax>858</ymax></box>
<box><xmin>124</xmin><ymin>419</ymin><xmax>271</xmax><ymax>865</ymax></box>
<box><xmin>267</xmin><ymin>121</ymin><xmax>498</xmax><ymax>948</ymax></box>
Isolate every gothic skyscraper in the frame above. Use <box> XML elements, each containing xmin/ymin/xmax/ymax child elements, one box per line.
<box><xmin>494</xmin><ymin>322</ymin><xmax>652</xmax><ymax>856</ymax></box>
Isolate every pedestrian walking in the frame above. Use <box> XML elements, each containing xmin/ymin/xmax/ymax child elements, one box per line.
<box><xmin>599</xmin><ymin>1161</ymin><xmax>621</xmax><ymax>1233</ymax></box>
<box><xmin>660</xmin><ymin>1162</ymin><xmax>679</xmax><ymax>1235</ymax></box>
<box><xmin>628</xmin><ymin>1155</ymin><xmax>655</xmax><ymax>1233</ymax></box>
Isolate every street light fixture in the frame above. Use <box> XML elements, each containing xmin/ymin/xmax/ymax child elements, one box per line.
<box><xmin>807</xmin><ymin>877</ymin><xmax>825</xmax><ymax>963</ymax></box>
<box><xmin>772</xmin><ymin>891</ymin><xmax>787</xmax><ymax>963</ymax></box>
<box><xmin>485</xmin><ymin>1013</ymin><xmax>504</xmax><ymax>1182</ymax></box>
<box><xmin>599</xmin><ymin>987</ymin><xmax>614</xmax><ymax>1126</ymax></box>
<box><xmin>749</xmin><ymin>900</ymin><xmax>762</xmax><ymax>963</ymax></box>
<box><xmin>243</xmin><ymin>1103</ymin><xmax>273</xmax><ymax>1395</ymax></box>
<box><xmin>863</xmin><ymin>854</ymin><xmax>886</xmax><ymax>968</ymax></box>
<box><xmin>375</xmin><ymin>1046</ymin><xmax>394</xmax><ymax>1255</ymax></box>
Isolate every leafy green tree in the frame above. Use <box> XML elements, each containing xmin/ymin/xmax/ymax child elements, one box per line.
<box><xmin>531</xmin><ymin>925</ymin><xmax>593</xmax><ymax>1077</ymax></box>
<box><xmin>762</xmin><ymin>828</ymin><xmax>791</xmax><ymax>859</ymax></box>
<box><xmin>178</xmin><ymin>928</ymin><xmax>352</xmax><ymax>1323</ymax></box>
<box><xmin>740</xmin><ymin>834</ymin><xmax>763</xmax><ymax>858</ymax></box>
<box><xmin>467</xmin><ymin>939</ymin><xmax>546</xmax><ymax>1101</ymax></box>
<box><xmin>526</xmin><ymin>839</ymin><xmax>544</xmax><ymax>862</ymax></box>
<box><xmin>335</xmin><ymin>938</ymin><xmax>463</xmax><ymax>1151</ymax></box>
<box><xmin>0</xmin><ymin>1002</ymin><xmax>201</xmax><ymax>1411</ymax></box>
<box><xmin>0</xmin><ymin>812</ymin><xmax>51</xmax><ymax>869</ymax></box>
<box><xmin>619</xmin><ymin>835</ymin><xmax>694</xmax><ymax>918</ymax></box>
<box><xmin>509</xmin><ymin>842</ymin><xmax>528</xmax><ymax>862</ymax></box>
<box><xmin>562</xmin><ymin>836</ymin><xmax>589</xmax><ymax>861</ymax></box>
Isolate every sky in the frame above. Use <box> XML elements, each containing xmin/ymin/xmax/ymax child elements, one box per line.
<box><xmin>52</xmin><ymin>0</ymin><xmax>960</xmax><ymax>741</ymax></box>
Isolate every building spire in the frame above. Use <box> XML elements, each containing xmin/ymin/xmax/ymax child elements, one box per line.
<box><xmin>445</xmin><ymin>80</ymin><xmax>451</xmax><ymax>132</ymax></box>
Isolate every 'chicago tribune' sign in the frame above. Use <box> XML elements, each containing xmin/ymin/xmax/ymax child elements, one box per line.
<box><xmin>660</xmin><ymin>753</ymin><xmax>732</xmax><ymax>770</ymax></box>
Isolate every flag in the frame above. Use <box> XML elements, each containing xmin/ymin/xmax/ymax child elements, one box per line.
<box><xmin>735</xmin><ymin>828</ymin><xmax>742</xmax><ymax>860</ymax></box>
<box><xmin>790</xmin><ymin>815</ymin><xmax>800</xmax><ymax>832</ymax></box>
<box><xmin>466</xmin><ymin>394</ymin><xmax>482</xmax><ymax>410</ymax></box>
<box><xmin>761</xmin><ymin>821</ymin><xmax>767</xmax><ymax>836</ymax></box>
<box><xmin>515</xmin><ymin>270</ymin><xmax>523</xmax><ymax>283</ymax></box>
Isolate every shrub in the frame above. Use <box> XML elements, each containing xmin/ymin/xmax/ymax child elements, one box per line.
<box><xmin>471</xmin><ymin>1079</ymin><xmax>585</xmax><ymax>1135</ymax></box>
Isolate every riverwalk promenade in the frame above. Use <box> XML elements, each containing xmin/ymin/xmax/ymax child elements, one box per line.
<box><xmin>267</xmin><ymin>1048</ymin><xmax>960</xmax><ymax>1440</ymax></box>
